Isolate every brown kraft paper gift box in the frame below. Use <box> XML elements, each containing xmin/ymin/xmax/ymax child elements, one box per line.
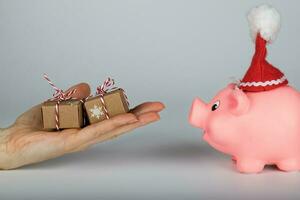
<box><xmin>84</xmin><ymin>89</ymin><xmax>129</xmax><ymax>124</ymax></box>
<box><xmin>42</xmin><ymin>100</ymin><xmax>84</xmax><ymax>130</ymax></box>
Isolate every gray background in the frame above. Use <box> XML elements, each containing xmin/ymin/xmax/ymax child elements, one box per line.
<box><xmin>1</xmin><ymin>0</ymin><xmax>300</xmax><ymax>199</ymax></box>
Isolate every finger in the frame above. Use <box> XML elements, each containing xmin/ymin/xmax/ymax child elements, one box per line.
<box><xmin>71</xmin><ymin>112</ymin><xmax>160</xmax><ymax>152</ymax></box>
<box><xmin>82</xmin><ymin>113</ymin><xmax>138</xmax><ymax>135</ymax></box>
<box><xmin>65</xmin><ymin>83</ymin><xmax>91</xmax><ymax>99</ymax></box>
<box><xmin>63</xmin><ymin>113</ymin><xmax>138</xmax><ymax>151</ymax></box>
<box><xmin>131</xmin><ymin>102</ymin><xmax>165</xmax><ymax>115</ymax></box>
<box><xmin>102</xmin><ymin>112</ymin><xmax>160</xmax><ymax>141</ymax></box>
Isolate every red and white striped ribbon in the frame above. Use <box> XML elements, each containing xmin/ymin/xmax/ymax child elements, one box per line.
<box><xmin>95</xmin><ymin>78</ymin><xmax>129</xmax><ymax>119</ymax></box>
<box><xmin>44</xmin><ymin>74</ymin><xmax>77</xmax><ymax>130</ymax></box>
<box><xmin>96</xmin><ymin>78</ymin><xmax>116</xmax><ymax>119</ymax></box>
<box><xmin>96</xmin><ymin>77</ymin><xmax>117</xmax><ymax>95</ymax></box>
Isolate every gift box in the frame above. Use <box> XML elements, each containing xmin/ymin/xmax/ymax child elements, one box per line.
<box><xmin>84</xmin><ymin>79</ymin><xmax>129</xmax><ymax>124</ymax></box>
<box><xmin>42</xmin><ymin>74</ymin><xmax>85</xmax><ymax>130</ymax></box>
<box><xmin>42</xmin><ymin>100</ymin><xmax>84</xmax><ymax>129</ymax></box>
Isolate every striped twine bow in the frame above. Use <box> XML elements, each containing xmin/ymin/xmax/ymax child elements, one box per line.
<box><xmin>95</xmin><ymin>78</ymin><xmax>129</xmax><ymax>119</ymax></box>
<box><xmin>44</xmin><ymin>74</ymin><xmax>77</xmax><ymax>130</ymax></box>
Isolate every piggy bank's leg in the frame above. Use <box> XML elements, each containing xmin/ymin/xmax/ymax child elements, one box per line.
<box><xmin>236</xmin><ymin>158</ymin><xmax>265</xmax><ymax>173</ymax></box>
<box><xmin>276</xmin><ymin>159</ymin><xmax>300</xmax><ymax>172</ymax></box>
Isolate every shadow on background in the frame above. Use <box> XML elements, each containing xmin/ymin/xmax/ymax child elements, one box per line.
<box><xmin>20</xmin><ymin>131</ymin><xmax>281</xmax><ymax>174</ymax></box>
<box><xmin>22</xmin><ymin>141</ymin><xmax>226</xmax><ymax>170</ymax></box>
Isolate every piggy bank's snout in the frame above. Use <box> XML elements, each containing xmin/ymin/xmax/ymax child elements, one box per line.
<box><xmin>189</xmin><ymin>98</ymin><xmax>208</xmax><ymax>129</ymax></box>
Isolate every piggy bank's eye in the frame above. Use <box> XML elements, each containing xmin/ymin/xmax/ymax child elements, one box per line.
<box><xmin>211</xmin><ymin>100</ymin><xmax>220</xmax><ymax>111</ymax></box>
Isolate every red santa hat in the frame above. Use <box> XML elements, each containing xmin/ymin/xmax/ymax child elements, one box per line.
<box><xmin>239</xmin><ymin>4</ymin><xmax>288</xmax><ymax>92</ymax></box>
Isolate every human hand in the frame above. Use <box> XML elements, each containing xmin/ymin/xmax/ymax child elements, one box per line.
<box><xmin>0</xmin><ymin>83</ymin><xmax>164</xmax><ymax>169</ymax></box>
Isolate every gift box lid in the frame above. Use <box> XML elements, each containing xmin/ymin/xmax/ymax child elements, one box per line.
<box><xmin>43</xmin><ymin>99</ymin><xmax>82</xmax><ymax>106</ymax></box>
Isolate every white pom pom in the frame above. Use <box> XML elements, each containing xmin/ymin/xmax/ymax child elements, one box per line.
<box><xmin>247</xmin><ymin>4</ymin><xmax>281</xmax><ymax>43</ymax></box>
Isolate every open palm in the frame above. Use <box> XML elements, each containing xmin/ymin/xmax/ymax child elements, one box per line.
<box><xmin>0</xmin><ymin>83</ymin><xmax>164</xmax><ymax>169</ymax></box>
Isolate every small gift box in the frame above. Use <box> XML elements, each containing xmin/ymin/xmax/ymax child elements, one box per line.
<box><xmin>42</xmin><ymin>74</ymin><xmax>84</xmax><ymax>130</ymax></box>
<box><xmin>84</xmin><ymin>78</ymin><xmax>129</xmax><ymax>124</ymax></box>
<box><xmin>42</xmin><ymin>100</ymin><xmax>84</xmax><ymax>130</ymax></box>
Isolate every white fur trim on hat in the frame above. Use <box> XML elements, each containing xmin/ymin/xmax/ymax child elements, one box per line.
<box><xmin>239</xmin><ymin>76</ymin><xmax>287</xmax><ymax>87</ymax></box>
<box><xmin>248</xmin><ymin>4</ymin><xmax>281</xmax><ymax>43</ymax></box>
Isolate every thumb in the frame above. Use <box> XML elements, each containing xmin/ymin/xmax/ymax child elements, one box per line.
<box><xmin>65</xmin><ymin>83</ymin><xmax>91</xmax><ymax>99</ymax></box>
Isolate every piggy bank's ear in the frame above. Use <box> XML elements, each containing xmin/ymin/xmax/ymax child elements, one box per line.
<box><xmin>229</xmin><ymin>87</ymin><xmax>249</xmax><ymax>115</ymax></box>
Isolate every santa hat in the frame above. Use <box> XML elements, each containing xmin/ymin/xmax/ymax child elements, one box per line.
<box><xmin>239</xmin><ymin>4</ymin><xmax>288</xmax><ymax>92</ymax></box>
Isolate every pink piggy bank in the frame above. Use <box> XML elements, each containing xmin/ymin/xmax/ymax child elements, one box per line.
<box><xmin>189</xmin><ymin>84</ymin><xmax>300</xmax><ymax>173</ymax></box>
<box><xmin>189</xmin><ymin>4</ymin><xmax>300</xmax><ymax>173</ymax></box>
